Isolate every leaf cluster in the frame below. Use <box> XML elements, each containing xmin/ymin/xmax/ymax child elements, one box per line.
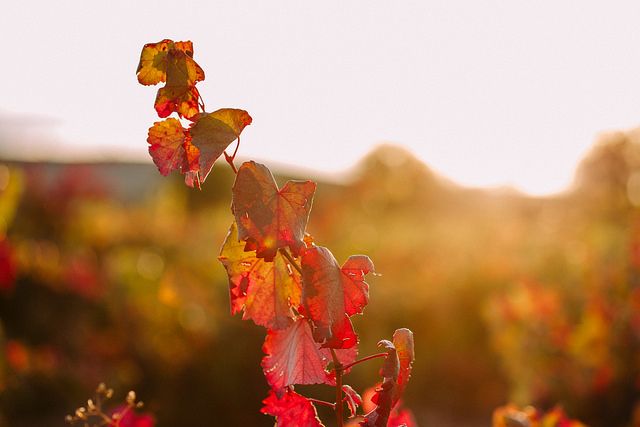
<box><xmin>137</xmin><ymin>39</ymin><xmax>251</xmax><ymax>188</ymax></box>
<box><xmin>137</xmin><ymin>39</ymin><xmax>415</xmax><ymax>427</ymax></box>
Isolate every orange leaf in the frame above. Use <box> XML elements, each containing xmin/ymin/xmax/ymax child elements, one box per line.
<box><xmin>147</xmin><ymin>110</ymin><xmax>251</xmax><ymax>188</ymax></box>
<box><xmin>361</xmin><ymin>329</ymin><xmax>415</xmax><ymax>427</ymax></box>
<box><xmin>136</xmin><ymin>39</ymin><xmax>204</xmax><ymax>86</ymax></box>
<box><xmin>146</xmin><ymin>118</ymin><xmax>188</xmax><ymax>176</ymax></box>
<box><xmin>219</xmin><ymin>222</ymin><xmax>301</xmax><ymax>329</ymax></box>
<box><xmin>154</xmin><ymin>85</ymin><xmax>200</xmax><ymax>120</ymax></box>
<box><xmin>190</xmin><ymin>109</ymin><xmax>252</xmax><ymax>181</ymax></box>
<box><xmin>136</xmin><ymin>40</ymin><xmax>171</xmax><ymax>86</ymax></box>
<box><xmin>137</xmin><ymin>39</ymin><xmax>205</xmax><ymax>120</ymax></box>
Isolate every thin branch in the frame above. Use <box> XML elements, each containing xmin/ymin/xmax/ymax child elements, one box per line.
<box><xmin>224</xmin><ymin>151</ymin><xmax>238</xmax><ymax>174</ymax></box>
<box><xmin>341</xmin><ymin>352</ymin><xmax>388</xmax><ymax>371</ymax></box>
<box><xmin>197</xmin><ymin>87</ymin><xmax>206</xmax><ymax>112</ymax></box>
<box><xmin>230</xmin><ymin>137</ymin><xmax>241</xmax><ymax>160</ymax></box>
<box><xmin>279</xmin><ymin>248</ymin><xmax>302</xmax><ymax>274</ymax></box>
<box><xmin>330</xmin><ymin>349</ymin><xmax>344</xmax><ymax>427</ymax></box>
<box><xmin>307</xmin><ymin>398</ymin><xmax>336</xmax><ymax>409</ymax></box>
<box><xmin>223</xmin><ymin>136</ymin><xmax>242</xmax><ymax>175</ymax></box>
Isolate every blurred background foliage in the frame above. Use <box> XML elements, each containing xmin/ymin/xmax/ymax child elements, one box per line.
<box><xmin>1</xmin><ymin>129</ymin><xmax>640</xmax><ymax>426</ymax></box>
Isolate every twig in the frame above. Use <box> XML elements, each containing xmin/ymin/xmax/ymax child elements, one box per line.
<box><xmin>330</xmin><ymin>349</ymin><xmax>344</xmax><ymax>427</ymax></box>
<box><xmin>307</xmin><ymin>398</ymin><xmax>336</xmax><ymax>409</ymax></box>
<box><xmin>341</xmin><ymin>352</ymin><xmax>388</xmax><ymax>371</ymax></box>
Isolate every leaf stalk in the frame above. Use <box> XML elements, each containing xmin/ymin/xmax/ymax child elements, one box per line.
<box><xmin>307</xmin><ymin>398</ymin><xmax>336</xmax><ymax>409</ymax></box>
<box><xmin>341</xmin><ymin>352</ymin><xmax>388</xmax><ymax>371</ymax></box>
<box><xmin>330</xmin><ymin>348</ymin><xmax>344</xmax><ymax>427</ymax></box>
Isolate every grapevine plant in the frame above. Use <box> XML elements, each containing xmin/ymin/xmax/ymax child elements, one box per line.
<box><xmin>135</xmin><ymin>39</ymin><xmax>415</xmax><ymax>427</ymax></box>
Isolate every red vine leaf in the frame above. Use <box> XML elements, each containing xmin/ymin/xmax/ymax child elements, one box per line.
<box><xmin>261</xmin><ymin>389</ymin><xmax>325</xmax><ymax>427</ymax></box>
<box><xmin>147</xmin><ymin>118</ymin><xmax>188</xmax><ymax>176</ymax></box>
<box><xmin>301</xmin><ymin>247</ymin><xmax>373</xmax><ymax>348</ymax></box>
<box><xmin>147</xmin><ymin>118</ymin><xmax>200</xmax><ymax>188</ymax></box>
<box><xmin>154</xmin><ymin>85</ymin><xmax>201</xmax><ymax>120</ymax></box>
<box><xmin>190</xmin><ymin>109</ymin><xmax>252</xmax><ymax>182</ymax></box>
<box><xmin>261</xmin><ymin>318</ymin><xmax>357</xmax><ymax>390</ymax></box>
<box><xmin>232</xmin><ymin>161</ymin><xmax>316</xmax><ymax>261</ymax></box>
<box><xmin>340</xmin><ymin>254</ymin><xmax>375</xmax><ymax>315</ymax></box>
<box><xmin>361</xmin><ymin>329</ymin><xmax>415</xmax><ymax>427</ymax></box>
<box><xmin>146</xmin><ymin>118</ymin><xmax>199</xmax><ymax>188</ymax></box>
<box><xmin>319</xmin><ymin>320</ymin><xmax>357</xmax><ymax>348</ymax></box>
<box><xmin>219</xmin><ymin>222</ymin><xmax>301</xmax><ymax>329</ymax></box>
<box><xmin>262</xmin><ymin>319</ymin><xmax>329</xmax><ymax>389</ymax></box>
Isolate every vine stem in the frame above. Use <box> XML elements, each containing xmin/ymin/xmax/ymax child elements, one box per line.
<box><xmin>197</xmin><ymin>87</ymin><xmax>206</xmax><ymax>112</ymax></box>
<box><xmin>307</xmin><ymin>398</ymin><xmax>336</xmax><ymax>409</ymax></box>
<box><xmin>341</xmin><ymin>352</ymin><xmax>388</xmax><ymax>371</ymax></box>
<box><xmin>230</xmin><ymin>136</ymin><xmax>241</xmax><ymax>159</ymax></box>
<box><xmin>330</xmin><ymin>348</ymin><xmax>344</xmax><ymax>427</ymax></box>
<box><xmin>224</xmin><ymin>152</ymin><xmax>238</xmax><ymax>174</ymax></box>
<box><xmin>279</xmin><ymin>248</ymin><xmax>302</xmax><ymax>274</ymax></box>
<box><xmin>279</xmin><ymin>248</ymin><xmax>355</xmax><ymax>427</ymax></box>
<box><xmin>224</xmin><ymin>137</ymin><xmax>241</xmax><ymax>174</ymax></box>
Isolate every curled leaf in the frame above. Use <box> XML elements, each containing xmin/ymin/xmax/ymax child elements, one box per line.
<box><xmin>392</xmin><ymin>328</ymin><xmax>415</xmax><ymax>404</ymax></box>
<box><xmin>361</xmin><ymin>329</ymin><xmax>415</xmax><ymax>427</ymax></box>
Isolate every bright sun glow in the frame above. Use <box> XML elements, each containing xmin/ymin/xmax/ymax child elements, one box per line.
<box><xmin>2</xmin><ymin>1</ymin><xmax>640</xmax><ymax>196</ymax></box>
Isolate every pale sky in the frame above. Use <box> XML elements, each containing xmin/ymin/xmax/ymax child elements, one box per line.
<box><xmin>2</xmin><ymin>1</ymin><xmax>640</xmax><ymax>195</ymax></box>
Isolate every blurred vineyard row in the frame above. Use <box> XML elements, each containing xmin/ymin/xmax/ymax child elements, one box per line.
<box><xmin>1</xmin><ymin>129</ymin><xmax>640</xmax><ymax>426</ymax></box>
